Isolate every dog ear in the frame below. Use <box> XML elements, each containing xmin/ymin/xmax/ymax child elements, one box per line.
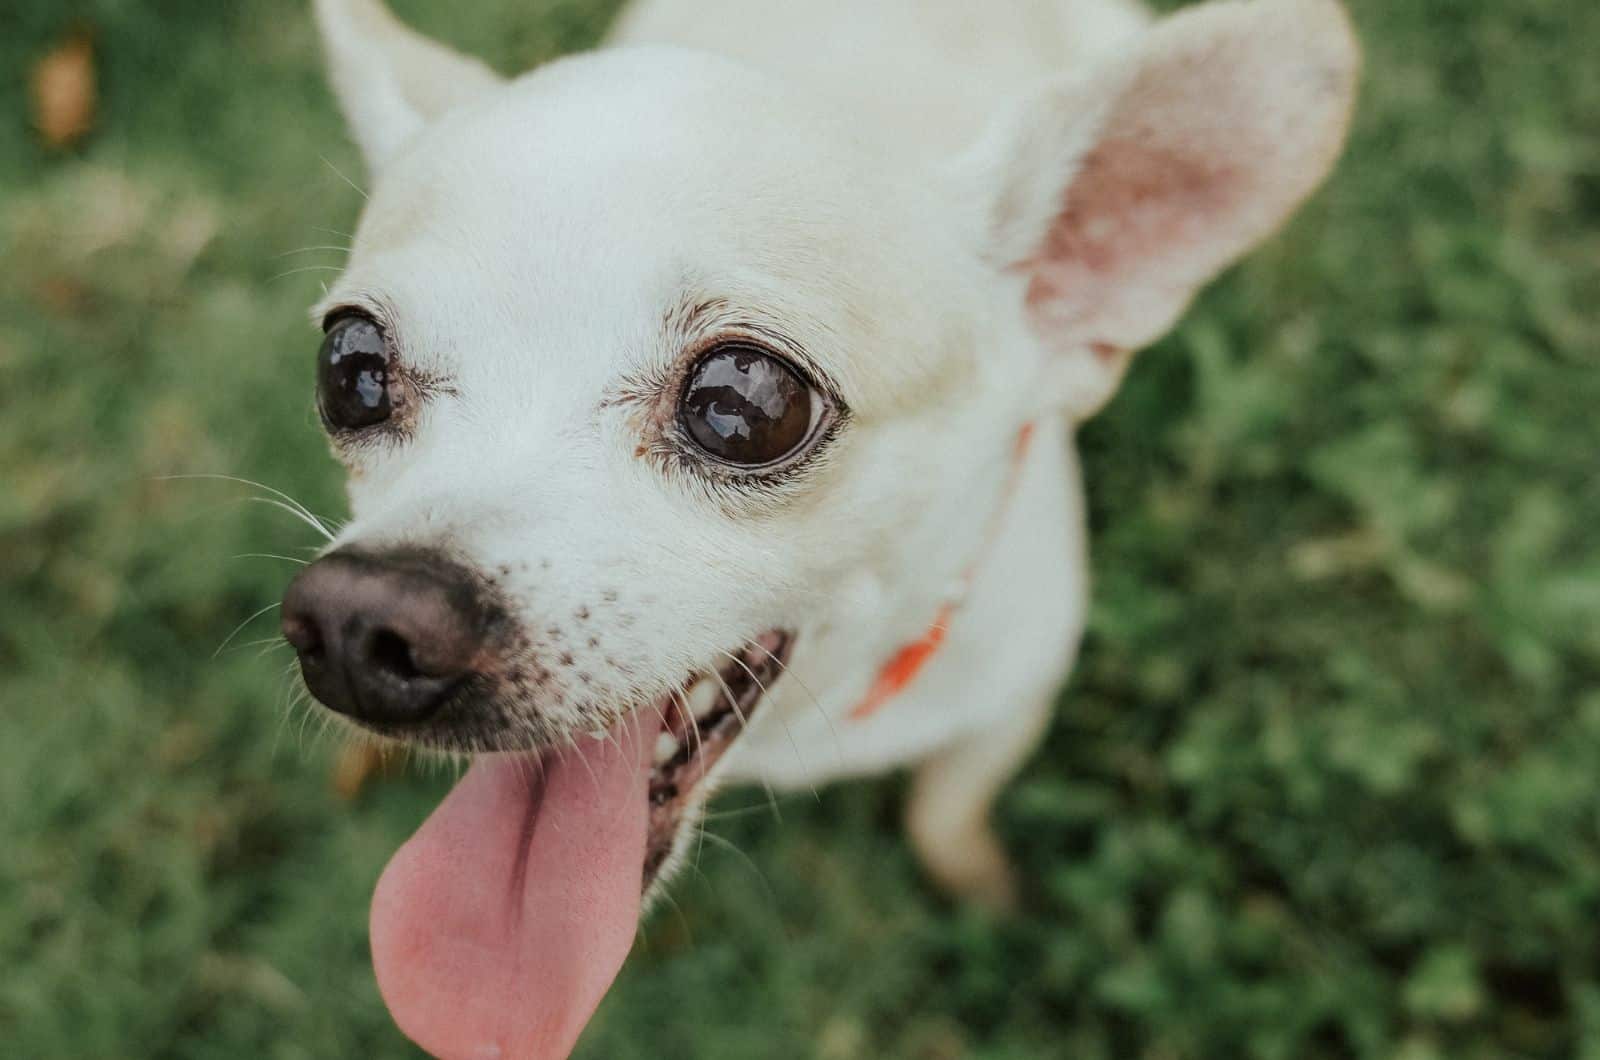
<box><xmin>313</xmin><ymin>0</ymin><xmax>504</xmax><ymax>173</ymax></box>
<box><xmin>956</xmin><ymin>0</ymin><xmax>1359</xmax><ymax>420</ymax></box>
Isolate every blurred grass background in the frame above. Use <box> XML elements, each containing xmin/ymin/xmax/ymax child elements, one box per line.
<box><xmin>2</xmin><ymin>0</ymin><xmax>1598</xmax><ymax>1056</ymax></box>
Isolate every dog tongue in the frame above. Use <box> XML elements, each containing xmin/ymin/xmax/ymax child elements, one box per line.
<box><xmin>370</xmin><ymin>714</ymin><xmax>655</xmax><ymax>1059</ymax></box>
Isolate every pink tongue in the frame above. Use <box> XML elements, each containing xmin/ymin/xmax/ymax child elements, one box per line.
<box><xmin>370</xmin><ymin>714</ymin><xmax>656</xmax><ymax>1060</ymax></box>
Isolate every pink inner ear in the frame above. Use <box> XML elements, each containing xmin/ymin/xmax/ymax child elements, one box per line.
<box><xmin>1022</xmin><ymin>133</ymin><xmax>1246</xmax><ymax>333</ymax></box>
<box><xmin>994</xmin><ymin>0</ymin><xmax>1357</xmax><ymax>414</ymax></box>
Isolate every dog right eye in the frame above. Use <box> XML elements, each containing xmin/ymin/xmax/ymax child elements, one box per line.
<box><xmin>318</xmin><ymin>313</ymin><xmax>392</xmax><ymax>431</ymax></box>
<box><xmin>677</xmin><ymin>344</ymin><xmax>829</xmax><ymax>469</ymax></box>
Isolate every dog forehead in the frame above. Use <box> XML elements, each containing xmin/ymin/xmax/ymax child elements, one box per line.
<box><xmin>333</xmin><ymin>46</ymin><xmax>976</xmax><ymax>415</ymax></box>
<box><xmin>361</xmin><ymin>48</ymin><xmax>892</xmax><ymax>266</ymax></box>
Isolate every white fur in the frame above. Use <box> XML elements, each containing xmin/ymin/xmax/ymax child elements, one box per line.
<box><xmin>309</xmin><ymin>0</ymin><xmax>1358</xmax><ymax>903</ymax></box>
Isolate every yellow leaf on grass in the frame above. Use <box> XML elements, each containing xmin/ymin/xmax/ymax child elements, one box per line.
<box><xmin>331</xmin><ymin>740</ymin><xmax>398</xmax><ymax>801</ymax></box>
<box><xmin>32</xmin><ymin>29</ymin><xmax>97</xmax><ymax>149</ymax></box>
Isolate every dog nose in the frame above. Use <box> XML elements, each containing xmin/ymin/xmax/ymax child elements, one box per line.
<box><xmin>281</xmin><ymin>549</ymin><xmax>492</xmax><ymax>726</ymax></box>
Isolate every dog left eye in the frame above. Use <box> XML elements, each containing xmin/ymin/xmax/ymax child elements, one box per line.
<box><xmin>318</xmin><ymin>313</ymin><xmax>392</xmax><ymax>431</ymax></box>
<box><xmin>678</xmin><ymin>344</ymin><xmax>825</xmax><ymax>467</ymax></box>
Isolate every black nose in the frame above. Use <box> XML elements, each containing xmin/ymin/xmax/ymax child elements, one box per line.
<box><xmin>281</xmin><ymin>549</ymin><xmax>495</xmax><ymax>726</ymax></box>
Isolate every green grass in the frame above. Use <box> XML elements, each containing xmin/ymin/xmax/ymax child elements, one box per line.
<box><xmin>3</xmin><ymin>0</ymin><xmax>1598</xmax><ymax>1056</ymax></box>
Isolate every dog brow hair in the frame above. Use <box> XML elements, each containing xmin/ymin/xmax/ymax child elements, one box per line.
<box><xmin>663</xmin><ymin>293</ymin><xmax>734</xmax><ymax>346</ymax></box>
<box><xmin>661</xmin><ymin>290</ymin><xmax>842</xmax><ymax>404</ymax></box>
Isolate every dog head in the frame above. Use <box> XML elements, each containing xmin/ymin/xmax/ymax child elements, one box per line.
<box><xmin>283</xmin><ymin>0</ymin><xmax>1356</xmax><ymax>1053</ymax></box>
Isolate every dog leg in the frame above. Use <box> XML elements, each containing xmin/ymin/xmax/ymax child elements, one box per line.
<box><xmin>904</xmin><ymin>690</ymin><xmax>1054</xmax><ymax>912</ymax></box>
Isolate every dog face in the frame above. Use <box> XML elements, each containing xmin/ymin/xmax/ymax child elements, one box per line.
<box><xmin>294</xmin><ymin>45</ymin><xmax>1013</xmax><ymax>754</ymax></box>
<box><xmin>283</xmin><ymin>1</ymin><xmax>1355</xmax><ymax>1053</ymax></box>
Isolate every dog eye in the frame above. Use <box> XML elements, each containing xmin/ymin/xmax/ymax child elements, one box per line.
<box><xmin>318</xmin><ymin>313</ymin><xmax>391</xmax><ymax>431</ymax></box>
<box><xmin>678</xmin><ymin>344</ymin><xmax>823</xmax><ymax>467</ymax></box>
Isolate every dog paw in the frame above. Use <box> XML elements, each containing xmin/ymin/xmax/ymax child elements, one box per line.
<box><xmin>911</xmin><ymin>819</ymin><xmax>1021</xmax><ymax>915</ymax></box>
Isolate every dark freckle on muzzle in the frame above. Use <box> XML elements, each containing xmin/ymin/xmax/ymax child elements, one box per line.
<box><xmin>281</xmin><ymin>547</ymin><xmax>509</xmax><ymax>728</ymax></box>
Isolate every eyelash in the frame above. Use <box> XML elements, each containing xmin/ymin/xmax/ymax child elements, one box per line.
<box><xmin>643</xmin><ymin>419</ymin><xmax>847</xmax><ymax>514</ymax></box>
<box><xmin>637</xmin><ymin>330</ymin><xmax>845</xmax><ymax>473</ymax></box>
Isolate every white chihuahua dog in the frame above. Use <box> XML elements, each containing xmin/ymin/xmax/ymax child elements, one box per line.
<box><xmin>282</xmin><ymin>0</ymin><xmax>1357</xmax><ymax>1054</ymax></box>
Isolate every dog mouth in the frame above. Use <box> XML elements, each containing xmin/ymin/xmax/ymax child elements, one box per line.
<box><xmin>643</xmin><ymin>629</ymin><xmax>792</xmax><ymax>889</ymax></box>
<box><xmin>364</xmin><ymin>629</ymin><xmax>794</xmax><ymax>1058</ymax></box>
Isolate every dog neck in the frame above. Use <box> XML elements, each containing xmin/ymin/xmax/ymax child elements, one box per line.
<box><xmin>848</xmin><ymin>421</ymin><xmax>1036</xmax><ymax>721</ymax></box>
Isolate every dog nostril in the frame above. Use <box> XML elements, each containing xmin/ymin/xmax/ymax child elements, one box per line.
<box><xmin>282</xmin><ymin>613</ymin><xmax>324</xmax><ymax>659</ymax></box>
<box><xmin>368</xmin><ymin>628</ymin><xmax>422</xmax><ymax>681</ymax></box>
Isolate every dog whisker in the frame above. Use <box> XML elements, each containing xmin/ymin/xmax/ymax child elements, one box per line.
<box><xmin>700</xmin><ymin>801</ymin><xmax>784</xmax><ymax>823</ymax></box>
<box><xmin>700</xmin><ymin>654</ymin><xmax>790</xmax><ymax>826</ymax></box>
<box><xmin>219</xmin><ymin>634</ymin><xmax>294</xmax><ymax>660</ymax></box>
<box><xmin>213</xmin><ymin>601</ymin><xmax>281</xmax><ymax>659</ymax></box>
<box><xmin>289</xmin><ymin>703</ymin><xmax>313</xmax><ymax>742</ymax></box>
<box><xmin>704</xmin><ymin>664</ymin><xmax>751</xmax><ymax>736</ymax></box>
<box><xmin>739</xmin><ymin>773</ymin><xmax>786</xmax><ymax>832</ymax></box>
<box><xmin>560</xmin><ymin>728</ymin><xmax>605</xmax><ymax>804</ymax></box>
<box><xmin>759</xmin><ymin>779</ymin><xmax>784</xmax><ymax>827</ymax></box>
<box><xmin>696</xmin><ymin>829</ymin><xmax>780</xmax><ymax>911</ymax></box>
<box><xmin>742</xmin><ymin>636</ymin><xmax>843</xmax><ymax>765</ymax></box>
<box><xmin>667</xmin><ymin>686</ymin><xmax>706</xmax><ymax>765</ymax></box>
<box><xmin>646</xmin><ymin>698</ymin><xmax>675</xmax><ymax>754</ymax></box>
<box><xmin>294</xmin><ymin>685</ymin><xmax>321</xmax><ymax>751</ymax></box>
<box><xmin>158</xmin><ymin>473</ymin><xmax>339</xmax><ymax>541</ymax></box>
<box><xmin>715</xmin><ymin>647</ymin><xmax>809</xmax><ymax>779</ymax></box>
<box><xmin>272</xmin><ymin>244</ymin><xmax>353</xmax><ymax>259</ymax></box>
<box><xmin>253</xmin><ymin>639</ymin><xmax>293</xmax><ymax>661</ymax></box>
<box><xmin>245</xmin><ymin>497</ymin><xmax>338</xmax><ymax>542</ymax></box>
<box><xmin>319</xmin><ymin>154</ymin><xmax>369</xmax><ymax>201</ymax></box>
<box><xmin>271</xmin><ymin>660</ymin><xmax>303</xmax><ymax>758</ymax></box>
<box><xmin>314</xmin><ymin>704</ymin><xmax>345</xmax><ymax>753</ymax></box>
<box><xmin>654</xmin><ymin>887</ymin><xmax>694</xmax><ymax>950</ymax></box>
<box><xmin>665</xmin><ymin>689</ymin><xmax>721</xmax><ymax>880</ymax></box>
<box><xmin>271</xmin><ymin>263</ymin><xmax>348</xmax><ymax>283</ymax></box>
